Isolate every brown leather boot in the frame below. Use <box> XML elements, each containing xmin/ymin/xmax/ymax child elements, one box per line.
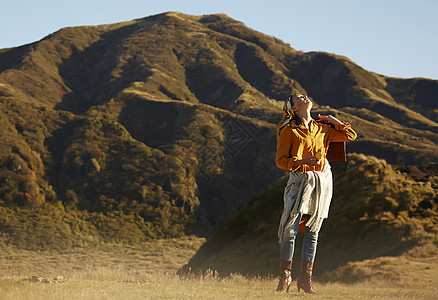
<box><xmin>276</xmin><ymin>260</ymin><xmax>292</xmax><ymax>292</ymax></box>
<box><xmin>297</xmin><ymin>260</ymin><xmax>317</xmax><ymax>294</ymax></box>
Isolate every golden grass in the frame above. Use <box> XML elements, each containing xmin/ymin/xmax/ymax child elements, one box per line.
<box><xmin>2</xmin><ymin>273</ymin><xmax>437</xmax><ymax>300</ymax></box>
<box><xmin>0</xmin><ymin>236</ymin><xmax>205</xmax><ymax>277</ymax></box>
<box><xmin>1</xmin><ymin>237</ymin><xmax>437</xmax><ymax>300</ymax></box>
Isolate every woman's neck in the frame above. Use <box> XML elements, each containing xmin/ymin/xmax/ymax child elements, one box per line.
<box><xmin>295</xmin><ymin>110</ymin><xmax>312</xmax><ymax>127</ymax></box>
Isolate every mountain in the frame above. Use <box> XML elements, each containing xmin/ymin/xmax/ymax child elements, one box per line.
<box><xmin>0</xmin><ymin>12</ymin><xmax>437</xmax><ymax>249</ymax></box>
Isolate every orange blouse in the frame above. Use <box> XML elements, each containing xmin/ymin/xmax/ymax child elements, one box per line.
<box><xmin>276</xmin><ymin>119</ymin><xmax>357</xmax><ymax>172</ymax></box>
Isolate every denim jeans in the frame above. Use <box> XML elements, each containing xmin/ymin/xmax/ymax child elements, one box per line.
<box><xmin>280</xmin><ymin>214</ymin><xmax>321</xmax><ymax>262</ymax></box>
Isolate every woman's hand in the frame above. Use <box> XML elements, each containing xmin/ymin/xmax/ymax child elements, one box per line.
<box><xmin>298</xmin><ymin>156</ymin><xmax>321</xmax><ymax>167</ymax></box>
<box><xmin>317</xmin><ymin>114</ymin><xmax>344</xmax><ymax>126</ymax></box>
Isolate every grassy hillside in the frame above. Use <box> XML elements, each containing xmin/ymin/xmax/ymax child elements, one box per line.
<box><xmin>0</xmin><ymin>12</ymin><xmax>437</xmax><ymax>249</ymax></box>
<box><xmin>184</xmin><ymin>154</ymin><xmax>438</xmax><ymax>280</ymax></box>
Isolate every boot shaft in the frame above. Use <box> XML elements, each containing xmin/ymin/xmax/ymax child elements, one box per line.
<box><xmin>280</xmin><ymin>260</ymin><xmax>292</xmax><ymax>273</ymax></box>
<box><xmin>276</xmin><ymin>260</ymin><xmax>293</xmax><ymax>293</ymax></box>
<box><xmin>297</xmin><ymin>260</ymin><xmax>316</xmax><ymax>294</ymax></box>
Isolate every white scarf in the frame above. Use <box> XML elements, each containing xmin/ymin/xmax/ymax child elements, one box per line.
<box><xmin>278</xmin><ymin>160</ymin><xmax>333</xmax><ymax>243</ymax></box>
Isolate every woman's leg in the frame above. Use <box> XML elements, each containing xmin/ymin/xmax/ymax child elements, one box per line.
<box><xmin>280</xmin><ymin>213</ymin><xmax>302</xmax><ymax>260</ymax></box>
<box><xmin>297</xmin><ymin>225</ymin><xmax>322</xmax><ymax>294</ymax></box>
<box><xmin>301</xmin><ymin>226</ymin><xmax>319</xmax><ymax>262</ymax></box>
<box><xmin>277</xmin><ymin>214</ymin><xmax>302</xmax><ymax>292</ymax></box>
<box><xmin>280</xmin><ymin>240</ymin><xmax>294</xmax><ymax>261</ymax></box>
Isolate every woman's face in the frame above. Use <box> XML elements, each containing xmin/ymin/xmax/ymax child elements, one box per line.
<box><xmin>292</xmin><ymin>94</ymin><xmax>312</xmax><ymax>112</ymax></box>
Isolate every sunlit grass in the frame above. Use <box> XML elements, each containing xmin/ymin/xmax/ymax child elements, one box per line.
<box><xmin>1</xmin><ymin>236</ymin><xmax>437</xmax><ymax>299</ymax></box>
<box><xmin>1</xmin><ymin>268</ymin><xmax>437</xmax><ymax>300</ymax></box>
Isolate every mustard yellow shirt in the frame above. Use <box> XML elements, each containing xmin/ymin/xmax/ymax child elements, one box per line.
<box><xmin>276</xmin><ymin>119</ymin><xmax>357</xmax><ymax>172</ymax></box>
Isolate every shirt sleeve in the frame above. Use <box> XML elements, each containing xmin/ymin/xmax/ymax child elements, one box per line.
<box><xmin>276</xmin><ymin>127</ymin><xmax>300</xmax><ymax>172</ymax></box>
<box><xmin>328</xmin><ymin>122</ymin><xmax>357</xmax><ymax>142</ymax></box>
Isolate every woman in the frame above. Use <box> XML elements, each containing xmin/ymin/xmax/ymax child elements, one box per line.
<box><xmin>275</xmin><ymin>93</ymin><xmax>357</xmax><ymax>293</ymax></box>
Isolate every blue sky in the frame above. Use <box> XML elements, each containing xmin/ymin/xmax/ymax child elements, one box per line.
<box><xmin>1</xmin><ymin>0</ymin><xmax>437</xmax><ymax>79</ymax></box>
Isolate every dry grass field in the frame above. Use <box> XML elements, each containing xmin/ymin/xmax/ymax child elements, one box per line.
<box><xmin>0</xmin><ymin>236</ymin><xmax>437</xmax><ymax>299</ymax></box>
